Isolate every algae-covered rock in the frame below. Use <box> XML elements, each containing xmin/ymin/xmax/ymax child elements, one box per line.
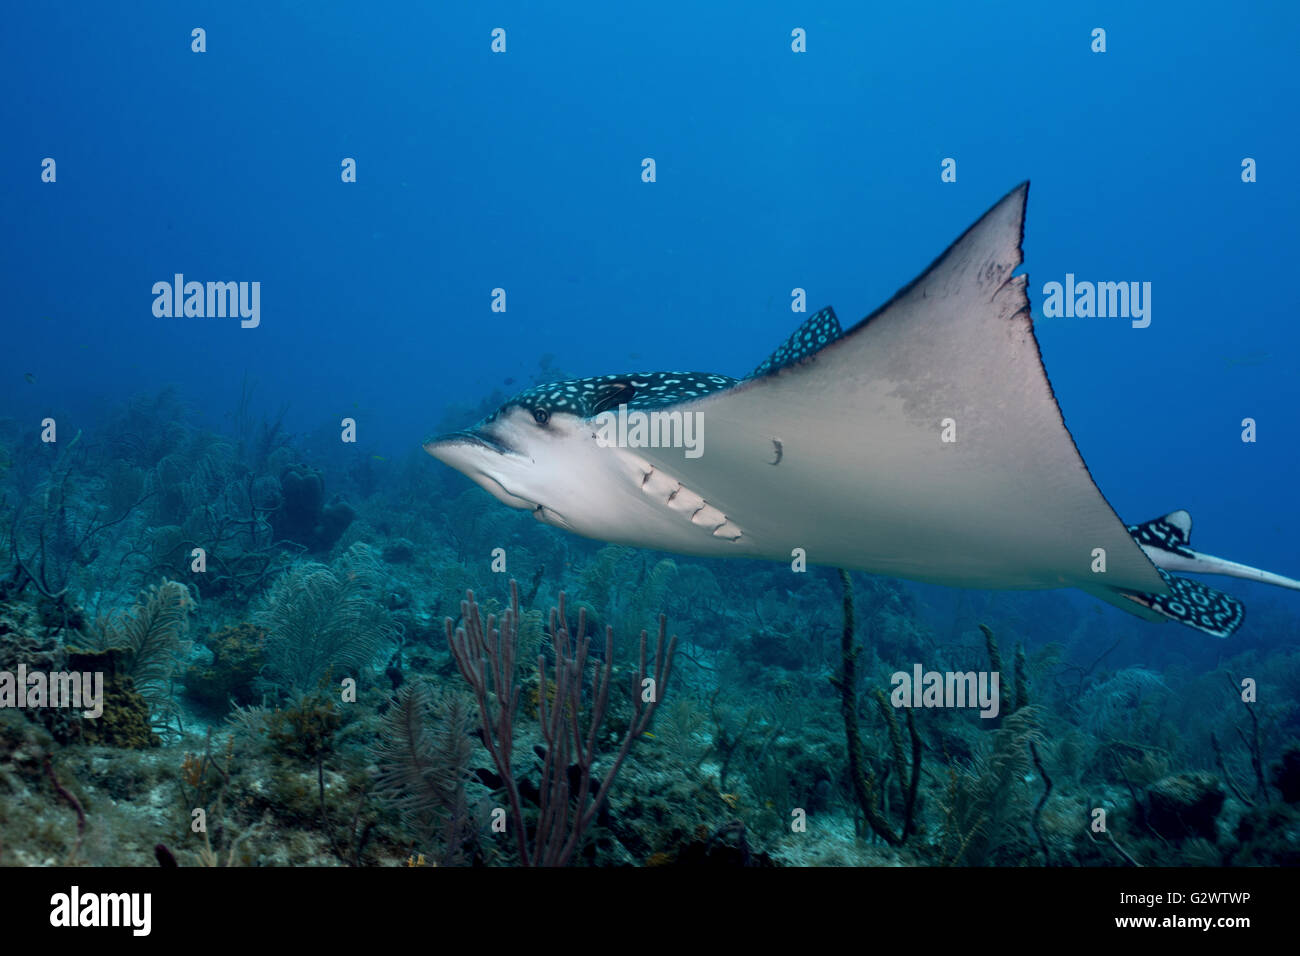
<box><xmin>0</xmin><ymin>601</ymin><xmax>75</xmax><ymax>741</ymax></box>
<box><xmin>1270</xmin><ymin>742</ymin><xmax>1300</xmax><ymax>804</ymax></box>
<box><xmin>65</xmin><ymin>649</ymin><xmax>160</xmax><ymax>749</ymax></box>
<box><xmin>266</xmin><ymin>689</ymin><xmax>342</xmax><ymax>760</ymax></box>
<box><xmin>185</xmin><ymin>622</ymin><xmax>266</xmax><ymax>712</ymax></box>
<box><xmin>1145</xmin><ymin>771</ymin><xmax>1224</xmax><ymax>840</ymax></box>
<box><xmin>1232</xmin><ymin>803</ymin><xmax>1300</xmax><ymax>865</ymax></box>
<box><xmin>382</xmin><ymin>538</ymin><xmax>417</xmax><ymax>564</ymax></box>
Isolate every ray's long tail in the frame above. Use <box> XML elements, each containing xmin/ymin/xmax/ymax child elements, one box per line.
<box><xmin>1129</xmin><ymin>510</ymin><xmax>1300</xmax><ymax>589</ymax></box>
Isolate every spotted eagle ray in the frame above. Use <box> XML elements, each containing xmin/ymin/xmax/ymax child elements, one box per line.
<box><xmin>425</xmin><ymin>183</ymin><xmax>1300</xmax><ymax>638</ymax></box>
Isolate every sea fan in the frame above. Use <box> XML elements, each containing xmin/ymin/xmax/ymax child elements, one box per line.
<box><xmin>372</xmin><ymin>679</ymin><xmax>474</xmax><ymax>862</ymax></box>
<box><xmin>622</xmin><ymin>557</ymin><xmax>679</xmax><ymax>636</ymax></box>
<box><xmin>1078</xmin><ymin>667</ymin><xmax>1169</xmax><ymax>736</ymax></box>
<box><xmin>576</xmin><ymin>544</ymin><xmax>634</xmax><ymax>617</ymax></box>
<box><xmin>940</xmin><ymin>706</ymin><xmax>1044</xmax><ymax>866</ymax></box>
<box><xmin>255</xmin><ymin>543</ymin><xmax>393</xmax><ymax>689</ymax></box>
<box><xmin>95</xmin><ymin>579</ymin><xmax>195</xmax><ymax>734</ymax></box>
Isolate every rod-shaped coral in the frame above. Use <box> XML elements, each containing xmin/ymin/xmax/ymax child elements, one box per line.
<box><xmin>446</xmin><ymin>581</ymin><xmax>528</xmax><ymax>862</ymax></box>
<box><xmin>831</xmin><ymin>569</ymin><xmax>922</xmax><ymax>846</ymax></box>
<box><xmin>446</xmin><ymin>580</ymin><xmax>677</xmax><ymax>866</ymax></box>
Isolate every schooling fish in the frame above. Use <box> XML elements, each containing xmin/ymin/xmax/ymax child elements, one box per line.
<box><xmin>425</xmin><ymin>183</ymin><xmax>1299</xmax><ymax>638</ymax></box>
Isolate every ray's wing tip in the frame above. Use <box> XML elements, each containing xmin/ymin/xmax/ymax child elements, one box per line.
<box><xmin>1002</xmin><ymin>179</ymin><xmax>1029</xmax><ymax>217</ymax></box>
<box><xmin>997</xmin><ymin>180</ymin><xmax>1030</xmax><ymax>222</ymax></box>
<box><xmin>995</xmin><ymin>180</ymin><xmax>1030</xmax><ymax>262</ymax></box>
<box><xmin>966</xmin><ymin>181</ymin><xmax>1030</xmax><ymax>243</ymax></box>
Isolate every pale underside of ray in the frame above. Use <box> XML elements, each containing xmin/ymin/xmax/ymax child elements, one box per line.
<box><xmin>628</xmin><ymin>183</ymin><xmax>1169</xmax><ymax>599</ymax></box>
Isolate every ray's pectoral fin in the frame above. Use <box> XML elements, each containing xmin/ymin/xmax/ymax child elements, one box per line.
<box><xmin>1120</xmin><ymin>570</ymin><xmax>1245</xmax><ymax>639</ymax></box>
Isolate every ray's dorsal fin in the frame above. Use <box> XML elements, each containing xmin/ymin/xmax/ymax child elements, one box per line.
<box><xmin>1127</xmin><ymin>510</ymin><xmax>1194</xmax><ymax>557</ymax></box>
<box><xmin>749</xmin><ymin>307</ymin><xmax>843</xmax><ymax>378</ymax></box>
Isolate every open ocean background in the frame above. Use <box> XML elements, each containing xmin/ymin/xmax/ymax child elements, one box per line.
<box><xmin>5</xmin><ymin>3</ymin><xmax>1298</xmax><ymax>581</ymax></box>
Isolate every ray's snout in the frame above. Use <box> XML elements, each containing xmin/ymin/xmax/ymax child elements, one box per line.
<box><xmin>423</xmin><ymin>427</ymin><xmax>515</xmax><ymax>461</ymax></box>
<box><xmin>423</xmin><ymin>426</ymin><xmax>536</xmax><ymax>510</ymax></box>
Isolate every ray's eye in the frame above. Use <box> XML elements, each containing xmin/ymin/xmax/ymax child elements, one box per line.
<box><xmin>533</xmin><ymin>408</ymin><xmax>550</xmax><ymax>425</ymax></box>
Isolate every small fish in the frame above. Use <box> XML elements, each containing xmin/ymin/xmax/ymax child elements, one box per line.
<box><xmin>371</xmin><ymin>455</ymin><xmax>387</xmax><ymax>461</ymax></box>
<box><xmin>641</xmin><ymin>731</ymin><xmax>655</xmax><ymax>739</ymax></box>
<box><xmin>24</xmin><ymin>373</ymin><xmax>35</xmax><ymax>384</ymax></box>
<box><xmin>504</xmin><ymin>377</ymin><xmax>515</xmax><ymax>385</ymax></box>
<box><xmin>1222</xmin><ymin>351</ymin><xmax>1270</xmax><ymax>368</ymax></box>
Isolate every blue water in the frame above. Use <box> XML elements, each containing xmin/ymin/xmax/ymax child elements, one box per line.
<box><xmin>3</xmin><ymin>2</ymin><xmax>1297</xmax><ymax>622</ymax></box>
